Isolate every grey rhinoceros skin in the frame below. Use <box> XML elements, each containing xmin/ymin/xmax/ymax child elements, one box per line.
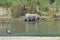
<box><xmin>24</xmin><ymin>13</ymin><xmax>41</xmax><ymax>22</ymax></box>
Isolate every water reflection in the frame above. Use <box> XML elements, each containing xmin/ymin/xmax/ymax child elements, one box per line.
<box><xmin>24</xmin><ymin>21</ymin><xmax>60</xmax><ymax>33</ymax></box>
<box><xmin>25</xmin><ymin>22</ymin><xmax>39</xmax><ymax>32</ymax></box>
<box><xmin>0</xmin><ymin>21</ymin><xmax>60</xmax><ymax>35</ymax></box>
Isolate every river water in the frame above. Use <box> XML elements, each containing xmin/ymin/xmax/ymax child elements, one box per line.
<box><xmin>0</xmin><ymin>21</ymin><xmax>60</xmax><ymax>36</ymax></box>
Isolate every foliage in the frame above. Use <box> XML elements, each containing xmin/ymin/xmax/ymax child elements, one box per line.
<box><xmin>0</xmin><ymin>0</ymin><xmax>60</xmax><ymax>18</ymax></box>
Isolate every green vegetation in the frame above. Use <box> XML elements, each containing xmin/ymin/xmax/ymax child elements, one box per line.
<box><xmin>0</xmin><ymin>0</ymin><xmax>60</xmax><ymax>19</ymax></box>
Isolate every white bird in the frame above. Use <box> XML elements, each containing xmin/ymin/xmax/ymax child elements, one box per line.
<box><xmin>6</xmin><ymin>29</ymin><xmax>11</xmax><ymax>34</ymax></box>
